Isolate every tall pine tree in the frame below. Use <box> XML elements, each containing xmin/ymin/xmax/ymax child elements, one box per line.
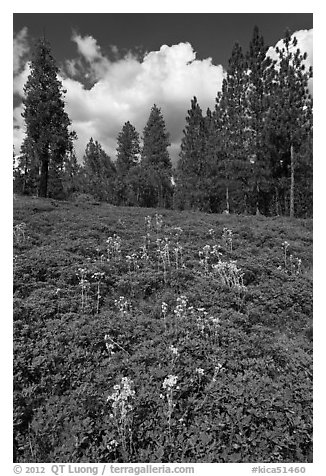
<box><xmin>218</xmin><ymin>43</ymin><xmax>251</xmax><ymax>213</ymax></box>
<box><xmin>266</xmin><ymin>29</ymin><xmax>313</xmax><ymax>217</ymax></box>
<box><xmin>246</xmin><ymin>26</ymin><xmax>275</xmax><ymax>215</ymax></box>
<box><xmin>116</xmin><ymin>121</ymin><xmax>141</xmax><ymax>205</ymax></box>
<box><xmin>22</xmin><ymin>37</ymin><xmax>76</xmax><ymax>197</ymax></box>
<box><xmin>140</xmin><ymin>105</ymin><xmax>172</xmax><ymax>208</ymax></box>
<box><xmin>176</xmin><ymin>97</ymin><xmax>210</xmax><ymax>211</ymax></box>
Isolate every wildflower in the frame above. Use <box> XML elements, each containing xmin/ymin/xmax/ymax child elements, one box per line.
<box><xmin>104</xmin><ymin>336</ymin><xmax>115</xmax><ymax>355</ymax></box>
<box><xmin>107</xmin><ymin>439</ymin><xmax>118</xmax><ymax>450</ymax></box>
<box><xmin>174</xmin><ymin>295</ymin><xmax>188</xmax><ymax>319</ymax></box>
<box><xmin>212</xmin><ymin>363</ymin><xmax>223</xmax><ymax>382</ymax></box>
<box><xmin>209</xmin><ymin>316</ymin><xmax>220</xmax><ymax>326</ymax></box>
<box><xmin>114</xmin><ymin>296</ymin><xmax>130</xmax><ymax>314</ymax></box>
<box><xmin>169</xmin><ymin>345</ymin><xmax>179</xmax><ymax>356</ymax></box>
<box><xmin>106</xmin><ymin>377</ymin><xmax>135</xmax><ymax>452</ymax></box>
<box><xmin>163</xmin><ymin>375</ymin><xmax>178</xmax><ymax>389</ymax></box>
<box><xmin>162</xmin><ymin>302</ymin><xmax>168</xmax><ymax>315</ymax></box>
<box><xmin>107</xmin><ymin>377</ymin><xmax>135</xmax><ymax>407</ymax></box>
<box><xmin>196</xmin><ymin>368</ymin><xmax>204</xmax><ymax>376</ymax></box>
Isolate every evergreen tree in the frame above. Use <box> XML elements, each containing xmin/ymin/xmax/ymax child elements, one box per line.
<box><xmin>116</xmin><ymin>121</ymin><xmax>140</xmax><ymax>176</ymax></box>
<box><xmin>21</xmin><ymin>37</ymin><xmax>76</xmax><ymax>197</ymax></box>
<box><xmin>176</xmin><ymin>97</ymin><xmax>210</xmax><ymax>211</ymax></box>
<box><xmin>141</xmin><ymin>105</ymin><xmax>172</xmax><ymax>208</ymax></box>
<box><xmin>246</xmin><ymin>26</ymin><xmax>275</xmax><ymax>214</ymax></box>
<box><xmin>266</xmin><ymin>29</ymin><xmax>313</xmax><ymax>217</ymax></box>
<box><xmin>218</xmin><ymin>43</ymin><xmax>251</xmax><ymax>213</ymax></box>
<box><xmin>82</xmin><ymin>138</ymin><xmax>116</xmax><ymax>202</ymax></box>
<box><xmin>116</xmin><ymin>121</ymin><xmax>141</xmax><ymax>205</ymax></box>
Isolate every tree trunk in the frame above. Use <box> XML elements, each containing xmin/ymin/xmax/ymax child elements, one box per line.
<box><xmin>226</xmin><ymin>186</ymin><xmax>230</xmax><ymax>213</ymax></box>
<box><xmin>38</xmin><ymin>154</ymin><xmax>49</xmax><ymax>198</ymax></box>
<box><xmin>256</xmin><ymin>183</ymin><xmax>260</xmax><ymax>215</ymax></box>
<box><xmin>290</xmin><ymin>144</ymin><xmax>295</xmax><ymax>218</ymax></box>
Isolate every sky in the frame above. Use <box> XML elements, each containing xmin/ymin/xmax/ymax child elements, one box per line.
<box><xmin>13</xmin><ymin>13</ymin><xmax>313</xmax><ymax>165</ymax></box>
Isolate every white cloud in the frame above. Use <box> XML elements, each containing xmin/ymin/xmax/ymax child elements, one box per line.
<box><xmin>13</xmin><ymin>61</ymin><xmax>31</xmax><ymax>96</ymax></box>
<box><xmin>13</xmin><ymin>27</ymin><xmax>29</xmax><ymax>75</ymax></box>
<box><xmin>61</xmin><ymin>38</ymin><xmax>224</xmax><ymax>162</ymax></box>
<box><xmin>13</xmin><ymin>104</ymin><xmax>26</xmax><ymax>155</ymax></box>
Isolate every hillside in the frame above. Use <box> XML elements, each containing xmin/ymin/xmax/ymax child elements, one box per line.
<box><xmin>13</xmin><ymin>196</ymin><xmax>313</xmax><ymax>463</ymax></box>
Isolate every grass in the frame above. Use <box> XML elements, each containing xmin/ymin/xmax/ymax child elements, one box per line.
<box><xmin>13</xmin><ymin>195</ymin><xmax>313</xmax><ymax>463</ymax></box>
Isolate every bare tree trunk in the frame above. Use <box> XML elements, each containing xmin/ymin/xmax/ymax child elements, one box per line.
<box><xmin>290</xmin><ymin>144</ymin><xmax>295</xmax><ymax>218</ymax></box>
<box><xmin>226</xmin><ymin>186</ymin><xmax>230</xmax><ymax>213</ymax></box>
<box><xmin>256</xmin><ymin>183</ymin><xmax>260</xmax><ymax>215</ymax></box>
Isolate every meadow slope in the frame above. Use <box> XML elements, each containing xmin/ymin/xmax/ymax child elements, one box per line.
<box><xmin>13</xmin><ymin>196</ymin><xmax>313</xmax><ymax>463</ymax></box>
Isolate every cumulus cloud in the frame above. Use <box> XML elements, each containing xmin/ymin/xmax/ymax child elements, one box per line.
<box><xmin>13</xmin><ymin>27</ymin><xmax>29</xmax><ymax>75</ymax></box>
<box><xmin>61</xmin><ymin>38</ymin><xmax>224</xmax><ymax>162</ymax></box>
<box><xmin>13</xmin><ymin>28</ymin><xmax>31</xmax><ymax>101</ymax></box>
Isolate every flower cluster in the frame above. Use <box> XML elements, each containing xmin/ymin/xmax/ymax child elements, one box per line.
<box><xmin>13</xmin><ymin>222</ymin><xmax>27</xmax><ymax>244</ymax></box>
<box><xmin>161</xmin><ymin>301</ymin><xmax>168</xmax><ymax>319</ymax></box>
<box><xmin>169</xmin><ymin>345</ymin><xmax>179</xmax><ymax>356</ymax></box>
<box><xmin>199</xmin><ymin>244</ymin><xmax>222</xmax><ymax>274</ymax></box>
<box><xmin>126</xmin><ymin>253</ymin><xmax>139</xmax><ymax>272</ymax></box>
<box><xmin>104</xmin><ymin>335</ymin><xmax>115</xmax><ymax>355</ymax></box>
<box><xmin>114</xmin><ymin>296</ymin><xmax>131</xmax><ymax>315</ymax></box>
<box><xmin>106</xmin><ymin>234</ymin><xmax>122</xmax><ymax>261</ymax></box>
<box><xmin>107</xmin><ymin>377</ymin><xmax>135</xmax><ymax>411</ymax></box>
<box><xmin>162</xmin><ymin>374</ymin><xmax>178</xmax><ymax>390</ymax></box>
<box><xmin>222</xmin><ymin>227</ymin><xmax>233</xmax><ymax>252</ymax></box>
<box><xmin>212</xmin><ymin>260</ymin><xmax>245</xmax><ymax>291</ymax></box>
<box><xmin>144</xmin><ymin>215</ymin><xmax>152</xmax><ymax>231</ymax></box>
<box><xmin>281</xmin><ymin>241</ymin><xmax>302</xmax><ymax>275</ymax></box>
<box><xmin>107</xmin><ymin>377</ymin><xmax>135</xmax><ymax>452</ymax></box>
<box><xmin>155</xmin><ymin>213</ymin><xmax>163</xmax><ymax>233</ymax></box>
<box><xmin>174</xmin><ymin>295</ymin><xmax>190</xmax><ymax>320</ymax></box>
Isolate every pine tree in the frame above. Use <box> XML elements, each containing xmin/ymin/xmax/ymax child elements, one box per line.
<box><xmin>246</xmin><ymin>26</ymin><xmax>275</xmax><ymax>215</ymax></box>
<box><xmin>22</xmin><ymin>37</ymin><xmax>76</xmax><ymax>197</ymax></box>
<box><xmin>141</xmin><ymin>105</ymin><xmax>172</xmax><ymax>208</ymax></box>
<box><xmin>116</xmin><ymin>121</ymin><xmax>140</xmax><ymax>176</ymax></box>
<box><xmin>266</xmin><ymin>29</ymin><xmax>313</xmax><ymax>217</ymax></box>
<box><xmin>116</xmin><ymin>121</ymin><xmax>141</xmax><ymax>205</ymax></box>
<box><xmin>82</xmin><ymin>138</ymin><xmax>116</xmax><ymax>202</ymax></box>
<box><xmin>176</xmin><ymin>97</ymin><xmax>210</xmax><ymax>210</ymax></box>
<box><xmin>218</xmin><ymin>43</ymin><xmax>251</xmax><ymax>213</ymax></box>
